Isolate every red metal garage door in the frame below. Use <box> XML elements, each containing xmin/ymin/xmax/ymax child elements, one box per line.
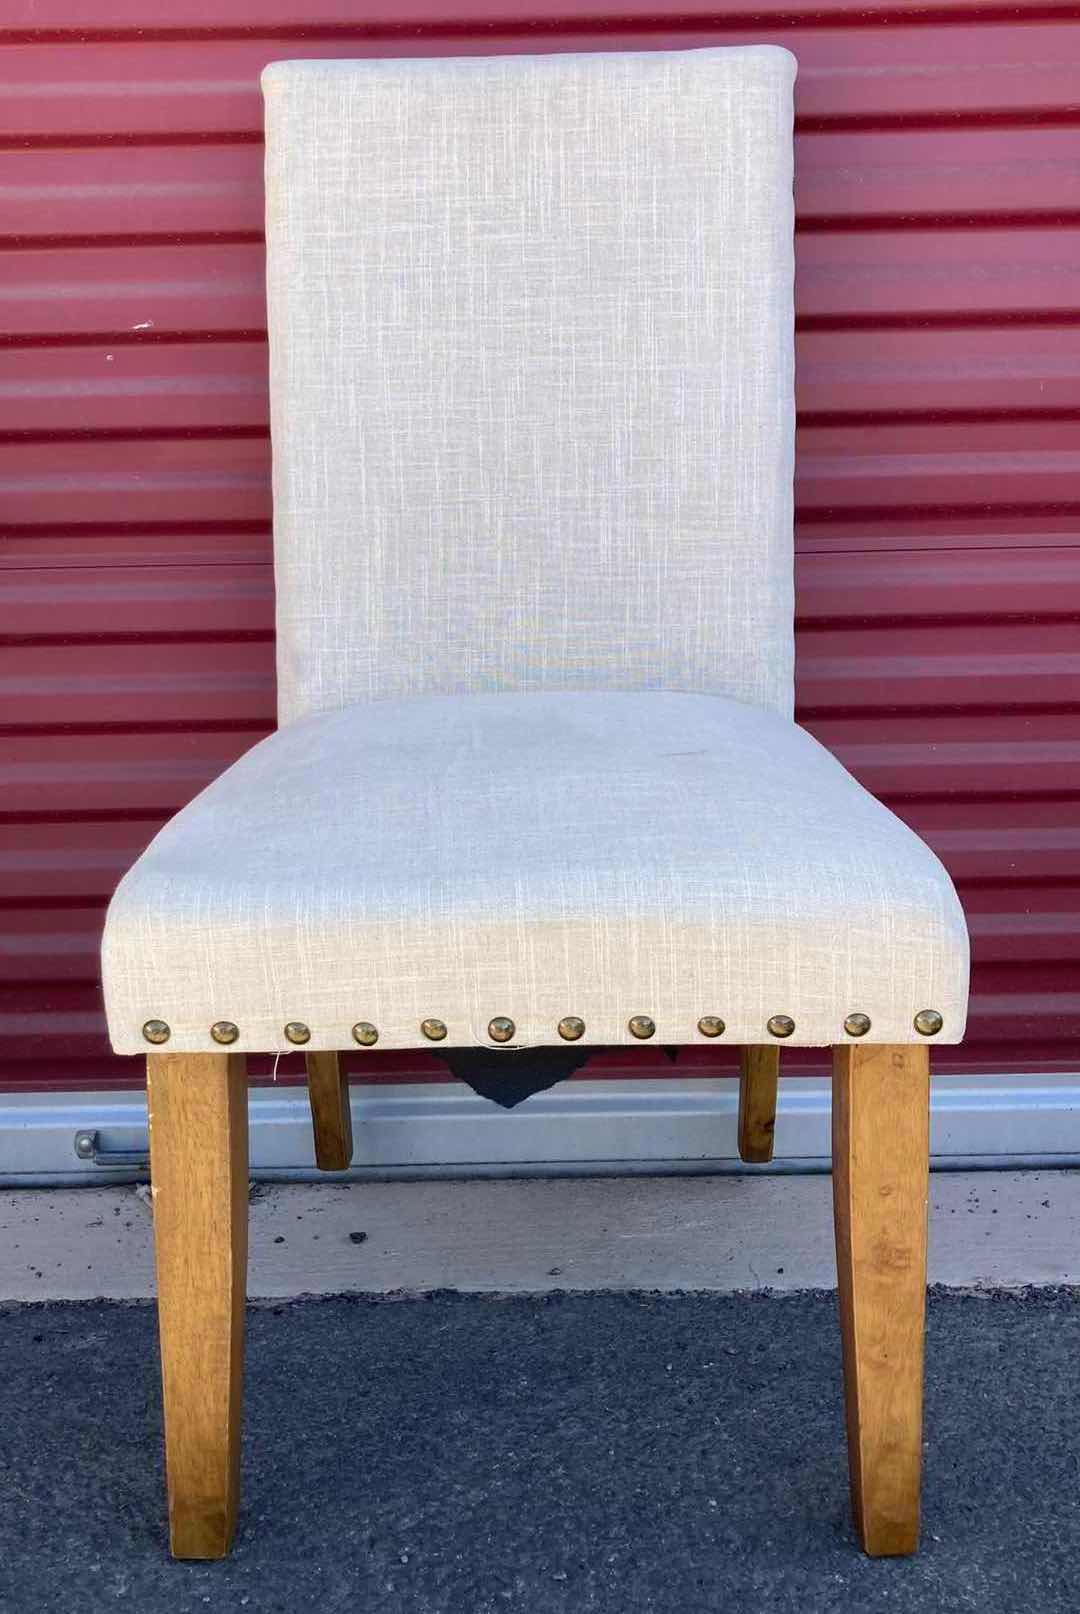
<box><xmin>2</xmin><ymin>1</ymin><xmax>1078</xmax><ymax>1095</ymax></box>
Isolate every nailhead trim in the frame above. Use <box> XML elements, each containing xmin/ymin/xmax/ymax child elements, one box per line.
<box><xmin>767</xmin><ymin>1015</ymin><xmax>795</xmax><ymax>1039</ymax></box>
<box><xmin>138</xmin><ymin>1009</ymin><xmax>950</xmax><ymax>1050</ymax></box>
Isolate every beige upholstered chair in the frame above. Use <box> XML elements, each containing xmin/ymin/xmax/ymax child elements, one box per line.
<box><xmin>102</xmin><ymin>46</ymin><xmax>969</xmax><ymax>1561</ymax></box>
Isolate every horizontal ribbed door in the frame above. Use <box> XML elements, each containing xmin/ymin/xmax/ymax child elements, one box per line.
<box><xmin>2</xmin><ymin>1</ymin><xmax>1077</xmax><ymax>1087</ymax></box>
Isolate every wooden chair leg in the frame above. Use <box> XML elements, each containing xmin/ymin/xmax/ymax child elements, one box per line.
<box><xmin>305</xmin><ymin>1051</ymin><xmax>353</xmax><ymax>1171</ymax></box>
<box><xmin>738</xmin><ymin>1045</ymin><xmax>780</xmax><ymax>1162</ymax></box>
<box><xmin>147</xmin><ymin>1052</ymin><xmax>248</xmax><ymax>1559</ymax></box>
<box><xmin>832</xmin><ymin>1042</ymin><xmax>930</xmax><ymax>1556</ymax></box>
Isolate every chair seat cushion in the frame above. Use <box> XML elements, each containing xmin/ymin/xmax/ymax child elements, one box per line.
<box><xmin>102</xmin><ymin>691</ymin><xmax>969</xmax><ymax>1053</ymax></box>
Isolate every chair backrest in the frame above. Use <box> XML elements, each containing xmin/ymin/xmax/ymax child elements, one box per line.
<box><xmin>263</xmin><ymin>46</ymin><xmax>796</xmax><ymax>727</ymax></box>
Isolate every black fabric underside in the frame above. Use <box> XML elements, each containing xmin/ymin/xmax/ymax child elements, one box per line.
<box><xmin>433</xmin><ymin>1045</ymin><xmax>681</xmax><ymax>1108</ymax></box>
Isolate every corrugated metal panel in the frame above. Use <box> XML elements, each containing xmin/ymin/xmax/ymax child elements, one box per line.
<box><xmin>2</xmin><ymin>1</ymin><xmax>1078</xmax><ymax>1089</ymax></box>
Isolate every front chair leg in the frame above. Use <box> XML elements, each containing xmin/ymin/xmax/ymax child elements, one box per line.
<box><xmin>147</xmin><ymin>1052</ymin><xmax>249</xmax><ymax>1559</ymax></box>
<box><xmin>832</xmin><ymin>1042</ymin><xmax>930</xmax><ymax>1556</ymax></box>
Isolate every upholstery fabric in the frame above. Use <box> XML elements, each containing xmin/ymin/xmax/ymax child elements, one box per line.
<box><xmin>103</xmin><ymin>45</ymin><xmax>971</xmax><ymax>1062</ymax></box>
<box><xmin>262</xmin><ymin>47</ymin><xmax>797</xmax><ymax>725</ymax></box>
<box><xmin>102</xmin><ymin>690</ymin><xmax>969</xmax><ymax>1053</ymax></box>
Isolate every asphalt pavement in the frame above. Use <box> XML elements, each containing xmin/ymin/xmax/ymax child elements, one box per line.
<box><xmin>2</xmin><ymin>1286</ymin><xmax>1078</xmax><ymax>1614</ymax></box>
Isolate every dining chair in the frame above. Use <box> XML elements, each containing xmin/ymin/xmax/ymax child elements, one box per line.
<box><xmin>101</xmin><ymin>44</ymin><xmax>969</xmax><ymax>1562</ymax></box>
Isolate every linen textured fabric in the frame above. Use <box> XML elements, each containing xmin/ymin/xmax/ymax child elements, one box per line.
<box><xmin>102</xmin><ymin>44</ymin><xmax>971</xmax><ymax>1062</ymax></box>
<box><xmin>262</xmin><ymin>47</ymin><xmax>797</xmax><ymax>724</ymax></box>
<box><xmin>102</xmin><ymin>690</ymin><xmax>970</xmax><ymax>1053</ymax></box>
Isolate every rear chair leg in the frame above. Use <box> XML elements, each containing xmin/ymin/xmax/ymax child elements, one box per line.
<box><xmin>738</xmin><ymin>1046</ymin><xmax>780</xmax><ymax>1162</ymax></box>
<box><xmin>147</xmin><ymin>1052</ymin><xmax>248</xmax><ymax>1559</ymax></box>
<box><xmin>832</xmin><ymin>1042</ymin><xmax>930</xmax><ymax>1556</ymax></box>
<box><xmin>305</xmin><ymin>1051</ymin><xmax>354</xmax><ymax>1171</ymax></box>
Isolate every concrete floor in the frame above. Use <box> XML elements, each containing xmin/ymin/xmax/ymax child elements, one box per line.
<box><xmin>2</xmin><ymin>1168</ymin><xmax>1080</xmax><ymax>1301</ymax></box>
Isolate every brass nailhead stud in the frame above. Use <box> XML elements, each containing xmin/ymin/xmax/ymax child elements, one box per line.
<box><xmin>421</xmin><ymin>1018</ymin><xmax>448</xmax><ymax>1042</ymax></box>
<box><xmin>697</xmin><ymin>1016</ymin><xmax>725</xmax><ymax>1038</ymax></box>
<box><xmin>352</xmin><ymin>1022</ymin><xmax>379</xmax><ymax>1047</ymax></box>
<box><xmin>284</xmin><ymin>1021</ymin><xmax>310</xmax><ymax>1045</ymax></box>
<box><xmin>488</xmin><ymin>1016</ymin><xmax>515</xmax><ymax>1043</ymax></box>
<box><xmin>767</xmin><ymin>1015</ymin><xmax>796</xmax><ymax>1039</ymax></box>
<box><xmin>914</xmin><ymin>1009</ymin><xmax>943</xmax><ymax>1037</ymax></box>
<box><xmin>628</xmin><ymin>1015</ymin><xmax>656</xmax><ymax>1040</ymax></box>
<box><xmin>558</xmin><ymin>1016</ymin><xmax>585</xmax><ymax>1041</ymax></box>
<box><xmin>210</xmin><ymin>1020</ymin><xmax>239</xmax><ymax>1045</ymax></box>
<box><xmin>844</xmin><ymin>1012</ymin><xmax>872</xmax><ymax>1038</ymax></box>
<box><xmin>141</xmin><ymin>1019</ymin><xmax>170</xmax><ymax>1045</ymax></box>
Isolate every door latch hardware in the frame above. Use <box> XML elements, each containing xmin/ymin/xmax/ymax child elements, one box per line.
<box><xmin>73</xmin><ymin>1130</ymin><xmax>150</xmax><ymax>1169</ymax></box>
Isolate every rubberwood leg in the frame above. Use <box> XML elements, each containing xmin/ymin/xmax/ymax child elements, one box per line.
<box><xmin>305</xmin><ymin>1051</ymin><xmax>354</xmax><ymax>1171</ymax></box>
<box><xmin>147</xmin><ymin>1052</ymin><xmax>248</xmax><ymax>1559</ymax></box>
<box><xmin>832</xmin><ymin>1042</ymin><xmax>930</xmax><ymax>1556</ymax></box>
<box><xmin>738</xmin><ymin>1046</ymin><xmax>780</xmax><ymax>1162</ymax></box>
